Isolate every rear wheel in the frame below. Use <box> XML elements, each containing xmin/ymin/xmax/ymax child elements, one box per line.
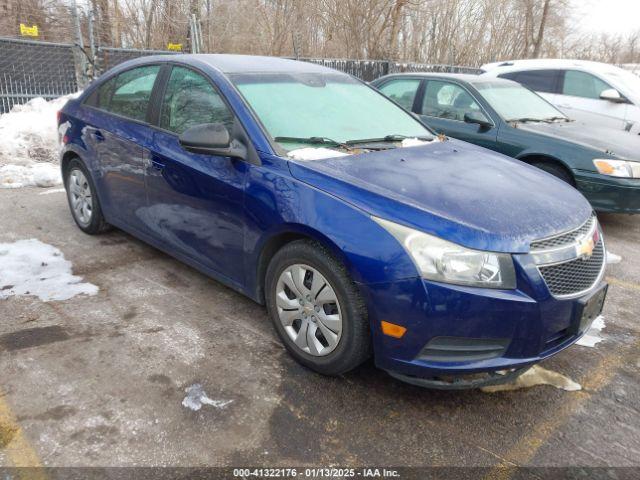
<box><xmin>64</xmin><ymin>158</ymin><xmax>111</xmax><ymax>234</ymax></box>
<box><xmin>265</xmin><ymin>240</ymin><xmax>371</xmax><ymax>375</ymax></box>
<box><xmin>530</xmin><ymin>161</ymin><xmax>574</xmax><ymax>186</ymax></box>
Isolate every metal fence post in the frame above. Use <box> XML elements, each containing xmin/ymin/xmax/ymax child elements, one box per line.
<box><xmin>88</xmin><ymin>10</ymin><xmax>97</xmax><ymax>80</ymax></box>
<box><xmin>70</xmin><ymin>0</ymin><xmax>87</xmax><ymax>88</ymax></box>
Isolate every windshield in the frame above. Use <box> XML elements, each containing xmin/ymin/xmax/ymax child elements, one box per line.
<box><xmin>230</xmin><ymin>72</ymin><xmax>433</xmax><ymax>151</ymax></box>
<box><xmin>475</xmin><ymin>81</ymin><xmax>565</xmax><ymax>122</ymax></box>
<box><xmin>606</xmin><ymin>68</ymin><xmax>640</xmax><ymax>96</ymax></box>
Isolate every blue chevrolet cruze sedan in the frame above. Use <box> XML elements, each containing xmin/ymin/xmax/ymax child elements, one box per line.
<box><xmin>59</xmin><ymin>55</ymin><xmax>607</xmax><ymax>389</ymax></box>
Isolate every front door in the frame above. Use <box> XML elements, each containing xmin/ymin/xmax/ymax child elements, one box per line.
<box><xmin>144</xmin><ymin>65</ymin><xmax>247</xmax><ymax>284</ymax></box>
<box><xmin>556</xmin><ymin>70</ymin><xmax>629</xmax><ymax>131</ymax></box>
<box><xmin>417</xmin><ymin>80</ymin><xmax>498</xmax><ymax>150</ymax></box>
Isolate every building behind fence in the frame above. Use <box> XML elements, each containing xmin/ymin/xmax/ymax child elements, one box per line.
<box><xmin>0</xmin><ymin>36</ymin><xmax>481</xmax><ymax>113</ymax></box>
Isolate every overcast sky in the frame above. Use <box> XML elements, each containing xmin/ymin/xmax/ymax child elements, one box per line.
<box><xmin>571</xmin><ymin>0</ymin><xmax>640</xmax><ymax>35</ymax></box>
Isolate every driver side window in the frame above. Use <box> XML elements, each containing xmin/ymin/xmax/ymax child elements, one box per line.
<box><xmin>160</xmin><ymin>66</ymin><xmax>234</xmax><ymax>134</ymax></box>
<box><xmin>562</xmin><ymin>70</ymin><xmax>611</xmax><ymax>99</ymax></box>
<box><xmin>422</xmin><ymin>80</ymin><xmax>481</xmax><ymax>121</ymax></box>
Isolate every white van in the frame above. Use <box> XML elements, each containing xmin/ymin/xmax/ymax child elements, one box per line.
<box><xmin>481</xmin><ymin>59</ymin><xmax>640</xmax><ymax>135</ymax></box>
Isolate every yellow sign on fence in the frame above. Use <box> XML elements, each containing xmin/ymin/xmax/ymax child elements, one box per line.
<box><xmin>20</xmin><ymin>24</ymin><xmax>39</xmax><ymax>37</ymax></box>
<box><xmin>167</xmin><ymin>43</ymin><xmax>183</xmax><ymax>52</ymax></box>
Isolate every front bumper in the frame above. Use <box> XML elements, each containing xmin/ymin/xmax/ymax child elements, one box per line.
<box><xmin>361</xmin><ymin>254</ymin><xmax>606</xmax><ymax>381</ymax></box>
<box><xmin>575</xmin><ymin>171</ymin><xmax>640</xmax><ymax>213</ymax></box>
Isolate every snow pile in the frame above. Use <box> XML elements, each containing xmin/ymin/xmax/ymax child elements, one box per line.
<box><xmin>0</xmin><ymin>238</ymin><xmax>98</xmax><ymax>302</ymax></box>
<box><xmin>0</xmin><ymin>93</ymin><xmax>79</xmax><ymax>189</ymax></box>
<box><xmin>0</xmin><ymin>163</ymin><xmax>61</xmax><ymax>189</ymax></box>
<box><xmin>287</xmin><ymin>137</ymin><xmax>439</xmax><ymax>161</ymax></box>
<box><xmin>576</xmin><ymin>315</ymin><xmax>606</xmax><ymax>348</ymax></box>
<box><xmin>401</xmin><ymin>137</ymin><xmax>431</xmax><ymax>147</ymax></box>
<box><xmin>606</xmin><ymin>251</ymin><xmax>622</xmax><ymax>264</ymax></box>
<box><xmin>287</xmin><ymin>147</ymin><xmax>349</xmax><ymax>161</ymax></box>
<box><xmin>481</xmin><ymin>365</ymin><xmax>581</xmax><ymax>393</ymax></box>
<box><xmin>182</xmin><ymin>384</ymin><xmax>233</xmax><ymax>411</ymax></box>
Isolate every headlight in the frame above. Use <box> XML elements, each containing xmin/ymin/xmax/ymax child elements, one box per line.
<box><xmin>372</xmin><ymin>217</ymin><xmax>516</xmax><ymax>289</ymax></box>
<box><xmin>593</xmin><ymin>159</ymin><xmax>640</xmax><ymax>178</ymax></box>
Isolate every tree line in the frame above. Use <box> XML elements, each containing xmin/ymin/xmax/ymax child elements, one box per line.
<box><xmin>4</xmin><ymin>0</ymin><xmax>640</xmax><ymax>67</ymax></box>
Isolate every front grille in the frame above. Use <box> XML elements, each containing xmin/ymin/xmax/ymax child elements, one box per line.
<box><xmin>531</xmin><ymin>214</ymin><xmax>596</xmax><ymax>251</ymax></box>
<box><xmin>538</xmin><ymin>240</ymin><xmax>605</xmax><ymax>297</ymax></box>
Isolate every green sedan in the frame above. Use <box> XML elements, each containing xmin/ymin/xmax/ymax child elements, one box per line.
<box><xmin>372</xmin><ymin>73</ymin><xmax>640</xmax><ymax>213</ymax></box>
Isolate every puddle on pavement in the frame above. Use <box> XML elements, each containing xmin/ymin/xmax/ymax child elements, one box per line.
<box><xmin>480</xmin><ymin>365</ymin><xmax>582</xmax><ymax>393</ymax></box>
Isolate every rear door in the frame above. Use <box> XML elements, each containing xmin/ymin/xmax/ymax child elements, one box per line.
<box><xmin>83</xmin><ymin>65</ymin><xmax>161</xmax><ymax>232</ymax></box>
<box><xmin>376</xmin><ymin>77</ymin><xmax>422</xmax><ymax>111</ymax></box>
<box><xmin>144</xmin><ymin>65</ymin><xmax>247</xmax><ymax>283</ymax></box>
<box><xmin>556</xmin><ymin>70</ymin><xmax>628</xmax><ymax>130</ymax></box>
<box><xmin>416</xmin><ymin>79</ymin><xmax>498</xmax><ymax>149</ymax></box>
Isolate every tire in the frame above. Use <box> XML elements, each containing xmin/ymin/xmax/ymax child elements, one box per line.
<box><xmin>531</xmin><ymin>161</ymin><xmax>574</xmax><ymax>186</ymax></box>
<box><xmin>64</xmin><ymin>158</ymin><xmax>111</xmax><ymax>234</ymax></box>
<box><xmin>265</xmin><ymin>240</ymin><xmax>371</xmax><ymax>375</ymax></box>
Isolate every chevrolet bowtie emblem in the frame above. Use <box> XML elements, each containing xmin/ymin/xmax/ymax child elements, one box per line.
<box><xmin>576</xmin><ymin>230</ymin><xmax>598</xmax><ymax>259</ymax></box>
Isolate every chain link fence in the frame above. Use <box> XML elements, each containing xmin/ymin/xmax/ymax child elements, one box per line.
<box><xmin>0</xmin><ymin>37</ymin><xmax>481</xmax><ymax>112</ymax></box>
<box><xmin>96</xmin><ymin>47</ymin><xmax>179</xmax><ymax>72</ymax></box>
<box><xmin>0</xmin><ymin>37</ymin><xmax>78</xmax><ymax>113</ymax></box>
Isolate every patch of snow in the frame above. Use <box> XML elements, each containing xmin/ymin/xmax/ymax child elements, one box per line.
<box><xmin>38</xmin><ymin>187</ymin><xmax>66</xmax><ymax>195</ymax></box>
<box><xmin>481</xmin><ymin>365</ymin><xmax>581</xmax><ymax>393</ymax></box>
<box><xmin>0</xmin><ymin>238</ymin><xmax>98</xmax><ymax>302</ymax></box>
<box><xmin>606</xmin><ymin>251</ymin><xmax>622</xmax><ymax>264</ymax></box>
<box><xmin>182</xmin><ymin>384</ymin><xmax>233</xmax><ymax>411</ymax></box>
<box><xmin>576</xmin><ymin>315</ymin><xmax>606</xmax><ymax>348</ymax></box>
<box><xmin>401</xmin><ymin>137</ymin><xmax>431</xmax><ymax>147</ymax></box>
<box><xmin>287</xmin><ymin>147</ymin><xmax>349</xmax><ymax>161</ymax></box>
<box><xmin>0</xmin><ymin>163</ymin><xmax>61</xmax><ymax>188</ymax></box>
<box><xmin>0</xmin><ymin>93</ymin><xmax>80</xmax><ymax>189</ymax></box>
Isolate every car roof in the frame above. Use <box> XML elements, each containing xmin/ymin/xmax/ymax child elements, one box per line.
<box><xmin>376</xmin><ymin>72</ymin><xmax>515</xmax><ymax>86</ymax></box>
<box><xmin>116</xmin><ymin>53</ymin><xmax>338</xmax><ymax>75</ymax></box>
<box><xmin>481</xmin><ymin>58</ymin><xmax>622</xmax><ymax>74</ymax></box>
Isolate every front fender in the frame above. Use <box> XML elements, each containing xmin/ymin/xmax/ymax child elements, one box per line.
<box><xmin>243</xmin><ymin>155</ymin><xmax>419</xmax><ymax>298</ymax></box>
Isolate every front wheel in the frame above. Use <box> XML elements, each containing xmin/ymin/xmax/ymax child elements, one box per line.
<box><xmin>531</xmin><ymin>161</ymin><xmax>574</xmax><ymax>186</ymax></box>
<box><xmin>265</xmin><ymin>240</ymin><xmax>371</xmax><ymax>375</ymax></box>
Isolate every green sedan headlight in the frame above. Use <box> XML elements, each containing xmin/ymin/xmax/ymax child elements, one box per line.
<box><xmin>372</xmin><ymin>217</ymin><xmax>516</xmax><ymax>289</ymax></box>
<box><xmin>593</xmin><ymin>159</ymin><xmax>640</xmax><ymax>178</ymax></box>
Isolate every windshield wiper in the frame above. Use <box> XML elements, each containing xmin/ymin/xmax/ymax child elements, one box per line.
<box><xmin>345</xmin><ymin>134</ymin><xmax>433</xmax><ymax>145</ymax></box>
<box><xmin>545</xmin><ymin>116</ymin><xmax>572</xmax><ymax>122</ymax></box>
<box><xmin>273</xmin><ymin>136</ymin><xmax>352</xmax><ymax>149</ymax></box>
<box><xmin>507</xmin><ymin>117</ymin><xmax>551</xmax><ymax>123</ymax></box>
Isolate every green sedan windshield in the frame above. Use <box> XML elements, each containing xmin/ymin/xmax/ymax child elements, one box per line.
<box><xmin>231</xmin><ymin>72</ymin><xmax>433</xmax><ymax>151</ymax></box>
<box><xmin>475</xmin><ymin>81</ymin><xmax>565</xmax><ymax>122</ymax></box>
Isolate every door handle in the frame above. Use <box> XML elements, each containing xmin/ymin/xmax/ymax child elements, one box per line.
<box><xmin>91</xmin><ymin>129</ymin><xmax>105</xmax><ymax>141</ymax></box>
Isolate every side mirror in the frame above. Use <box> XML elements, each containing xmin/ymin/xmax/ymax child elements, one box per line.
<box><xmin>179</xmin><ymin>123</ymin><xmax>247</xmax><ymax>160</ymax></box>
<box><xmin>464</xmin><ymin>111</ymin><xmax>492</xmax><ymax>129</ymax></box>
<box><xmin>599</xmin><ymin>89</ymin><xmax>625</xmax><ymax>103</ymax></box>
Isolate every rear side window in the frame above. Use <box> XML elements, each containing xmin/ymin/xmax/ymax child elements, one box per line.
<box><xmin>108</xmin><ymin>65</ymin><xmax>161</xmax><ymax>122</ymax></box>
<box><xmin>498</xmin><ymin>70</ymin><xmax>559</xmax><ymax>93</ymax></box>
<box><xmin>159</xmin><ymin>66</ymin><xmax>234</xmax><ymax>134</ymax></box>
<box><xmin>378</xmin><ymin>79</ymin><xmax>421</xmax><ymax>111</ymax></box>
<box><xmin>562</xmin><ymin>70</ymin><xmax>611</xmax><ymax>99</ymax></box>
<box><xmin>85</xmin><ymin>77</ymin><xmax>116</xmax><ymax>109</ymax></box>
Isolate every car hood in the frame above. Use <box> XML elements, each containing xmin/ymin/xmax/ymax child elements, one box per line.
<box><xmin>287</xmin><ymin>139</ymin><xmax>592</xmax><ymax>253</ymax></box>
<box><xmin>517</xmin><ymin>121</ymin><xmax>639</xmax><ymax>159</ymax></box>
